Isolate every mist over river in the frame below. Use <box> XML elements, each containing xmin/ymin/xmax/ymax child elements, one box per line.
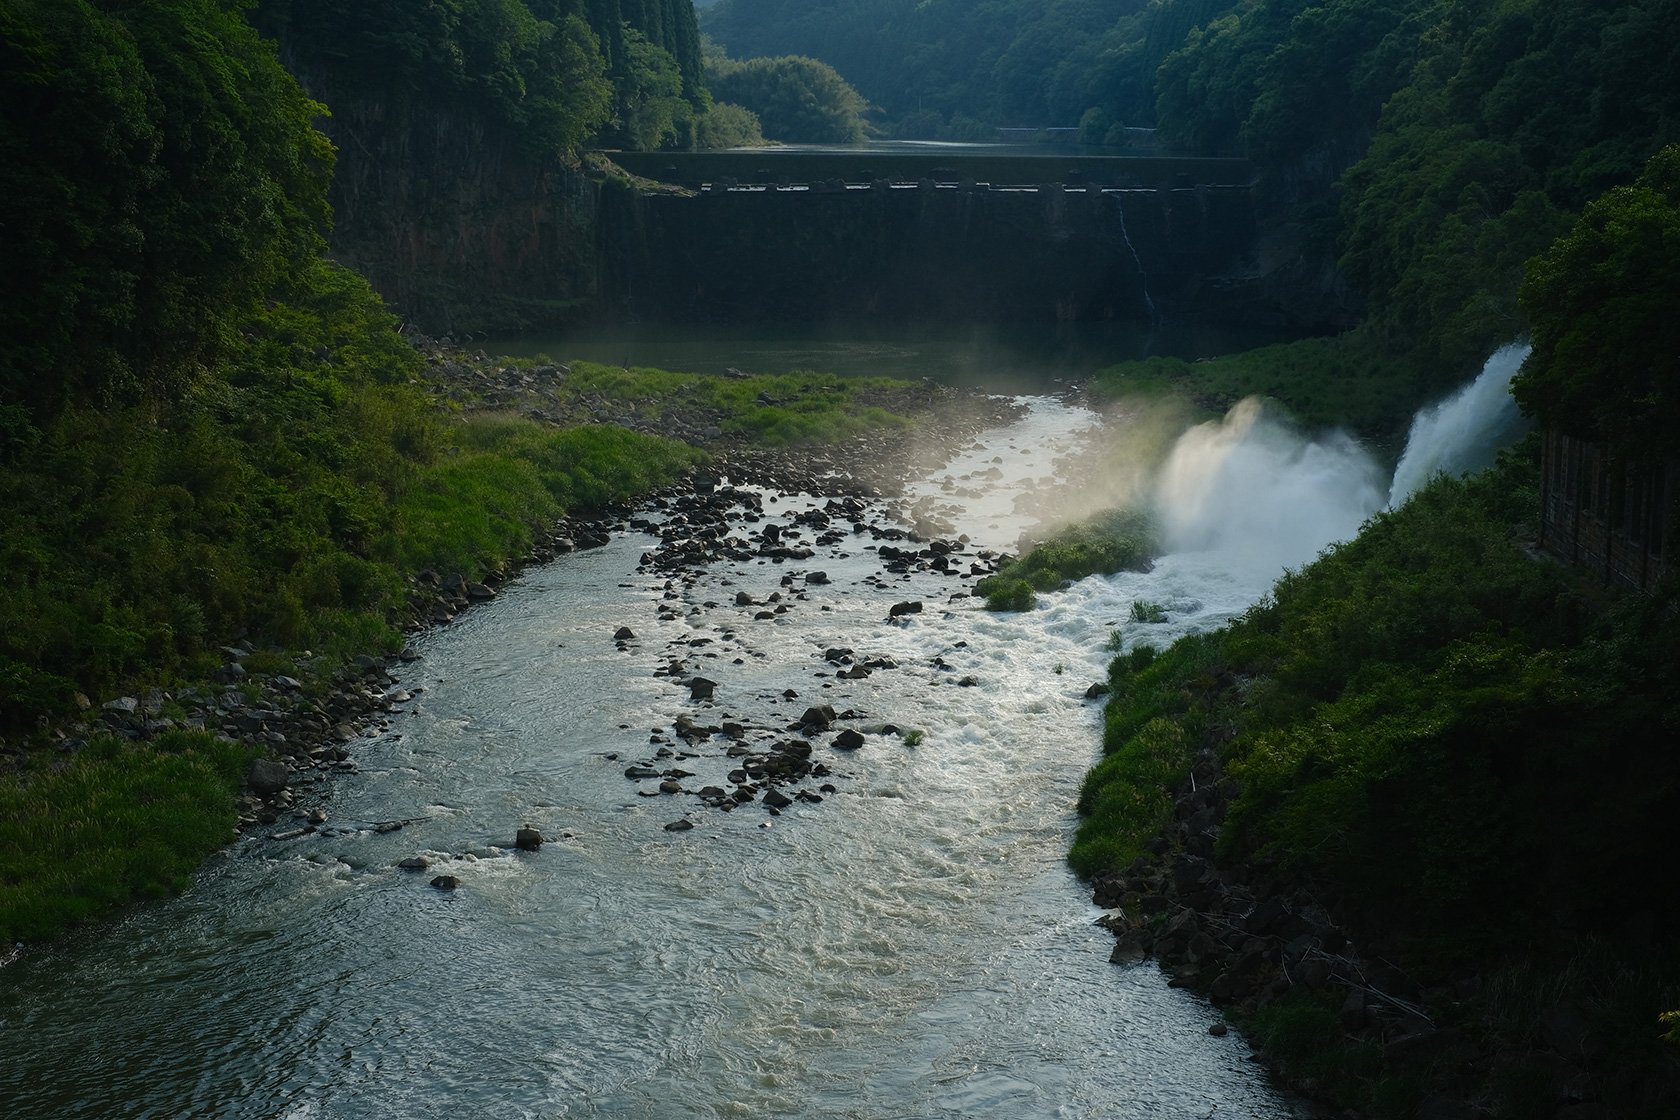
<box><xmin>0</xmin><ymin>372</ymin><xmax>1463</xmax><ymax>1118</ymax></box>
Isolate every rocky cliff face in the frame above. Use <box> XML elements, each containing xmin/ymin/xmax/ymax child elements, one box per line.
<box><xmin>291</xmin><ymin>71</ymin><xmax>608</xmax><ymax>334</ymax></box>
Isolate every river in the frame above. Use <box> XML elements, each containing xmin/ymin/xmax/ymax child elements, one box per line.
<box><xmin>0</xmin><ymin>387</ymin><xmax>1389</xmax><ymax>1118</ymax></box>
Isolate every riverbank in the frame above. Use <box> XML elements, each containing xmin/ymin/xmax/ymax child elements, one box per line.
<box><xmin>0</xmin><ymin>335</ymin><xmax>1029</xmax><ymax>949</ymax></box>
<box><xmin>1056</xmin><ymin>435</ymin><xmax>1680</xmax><ymax>1119</ymax></box>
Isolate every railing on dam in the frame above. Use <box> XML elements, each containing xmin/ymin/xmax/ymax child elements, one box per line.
<box><xmin>604</xmin><ymin>146</ymin><xmax>1255</xmax><ymax>192</ymax></box>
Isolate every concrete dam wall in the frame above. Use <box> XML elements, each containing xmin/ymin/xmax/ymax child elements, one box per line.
<box><xmin>600</xmin><ymin>178</ymin><xmax>1262</xmax><ymax>326</ymax></box>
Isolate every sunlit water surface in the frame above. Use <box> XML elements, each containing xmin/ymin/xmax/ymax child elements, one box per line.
<box><xmin>0</xmin><ymin>400</ymin><xmax>1341</xmax><ymax>1119</ymax></box>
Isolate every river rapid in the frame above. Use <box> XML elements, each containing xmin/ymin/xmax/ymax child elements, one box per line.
<box><xmin>0</xmin><ymin>395</ymin><xmax>1391</xmax><ymax>1119</ymax></box>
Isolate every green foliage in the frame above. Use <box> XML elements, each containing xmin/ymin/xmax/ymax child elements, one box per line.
<box><xmin>977</xmin><ymin>509</ymin><xmax>1157</xmax><ymax>611</ymax></box>
<box><xmin>0</xmin><ymin>265</ymin><xmax>706</xmax><ymax>732</ymax></box>
<box><xmin>702</xmin><ymin>0</ymin><xmax>1215</xmax><ymax>134</ymax></box>
<box><xmin>1129</xmin><ymin>599</ymin><xmax>1167</xmax><ymax>624</ymax></box>
<box><xmin>1077</xmin><ymin>440</ymin><xmax>1680</xmax><ymax>956</ymax></box>
<box><xmin>563</xmin><ymin>362</ymin><xmax>914</xmax><ymax>446</ymax></box>
<box><xmin>695</xmin><ymin>100</ymin><xmax>766</xmax><ymax>147</ymax></box>
<box><xmin>1338</xmin><ymin>0</ymin><xmax>1680</xmax><ymax>371</ymax></box>
<box><xmin>902</xmin><ymin>728</ymin><xmax>925</xmax><ymax>746</ymax></box>
<box><xmin>1514</xmin><ymin>145</ymin><xmax>1680</xmax><ymax>462</ymax></box>
<box><xmin>606</xmin><ymin>23</ymin><xmax>693</xmax><ymax>149</ymax></box>
<box><xmin>0</xmin><ymin>730</ymin><xmax>255</xmax><ymax>942</ymax></box>
<box><xmin>1</xmin><ymin>0</ymin><xmax>334</xmax><ymax>421</ymax></box>
<box><xmin>254</xmin><ymin>0</ymin><xmax>706</xmax><ymax>152</ymax></box>
<box><xmin>1154</xmin><ymin>0</ymin><xmax>1434</xmax><ymax>159</ymax></box>
<box><xmin>1069</xmin><ymin>632</ymin><xmax>1227</xmax><ymax>875</ymax></box>
<box><xmin>704</xmin><ymin>54</ymin><xmax>871</xmax><ymax>143</ymax></box>
<box><xmin>982</xmin><ymin>579</ymin><xmax>1038</xmax><ymax>612</ymax></box>
<box><xmin>1246</xmin><ymin>991</ymin><xmax>1412</xmax><ymax>1115</ymax></box>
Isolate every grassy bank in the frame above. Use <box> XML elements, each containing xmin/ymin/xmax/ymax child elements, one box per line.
<box><xmin>0</xmin><ymin>287</ymin><xmax>927</xmax><ymax>943</ymax></box>
<box><xmin>1071</xmin><ymin>438</ymin><xmax>1680</xmax><ymax>1115</ymax></box>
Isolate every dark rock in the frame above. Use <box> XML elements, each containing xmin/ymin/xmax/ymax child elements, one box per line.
<box><xmin>1414</xmin><ymin>1094</ymin><xmax>1475</xmax><ymax>1120</ymax></box>
<box><xmin>397</xmin><ymin>856</ymin><xmax>430</xmax><ymax>870</ymax></box>
<box><xmin>269</xmin><ymin>828</ymin><xmax>311</xmax><ymax>841</ymax></box>
<box><xmin>430</xmin><ymin>875</ymin><xmax>461</xmax><ymax>890</ymax></box>
<box><xmin>664</xmin><ymin>819</ymin><xmax>694</xmax><ymax>831</ymax></box>
<box><xmin>466</xmin><ymin>582</ymin><xmax>496</xmax><ymax>600</ymax></box>
<box><xmin>1208</xmin><ymin>1023</ymin><xmax>1228</xmax><ymax>1036</ymax></box>
<box><xmin>754</xmin><ymin>610</ymin><xmax>776</xmax><ymax>620</ymax></box>
<box><xmin>1383</xmin><ymin>1028</ymin><xmax>1462</xmax><ymax>1070</ymax></box>
<box><xmin>889</xmin><ymin>601</ymin><xmax>923</xmax><ymax>618</ymax></box>
<box><xmin>614</xmin><ymin>626</ymin><xmax>636</xmax><ymax>641</ymax></box>
<box><xmin>800</xmin><ymin>705</ymin><xmax>835</xmax><ymax>729</ymax></box>
<box><xmin>515</xmin><ymin>827</ymin><xmax>543</xmax><ymax>851</ymax></box>
<box><xmin>1339</xmin><ymin>988</ymin><xmax>1367</xmax><ymax>1030</ymax></box>
<box><xmin>1085</xmin><ymin>682</ymin><xmax>1111</xmax><ymax>699</ymax></box>
<box><xmin>833</xmin><ymin>729</ymin><xmax>865</xmax><ymax>750</ymax></box>
<box><xmin>1244</xmin><ymin>896</ymin><xmax>1287</xmax><ymax>934</ymax></box>
<box><xmin>806</xmin><ymin>571</ymin><xmax>830</xmax><ymax>585</ymax></box>
<box><xmin>625</xmin><ymin>766</ymin><xmax>660</xmax><ymax>779</ymax></box>
<box><xmin>659</xmin><ymin>780</ymin><xmax>682</xmax><ymax>793</ymax></box>
<box><xmin>246</xmin><ymin>759</ymin><xmax>289</xmax><ymax>796</ymax></box>
<box><xmin>1109</xmin><ymin>939</ymin><xmax>1145</xmax><ymax>964</ymax></box>
<box><xmin>735</xmin><ymin>591</ymin><xmax>755</xmax><ymax>605</ymax></box>
<box><xmin>689</xmin><ymin>677</ymin><xmax>717</xmax><ymax>700</ymax></box>
<box><xmin>762</xmin><ymin>789</ymin><xmax>793</xmax><ymax>809</ymax></box>
<box><xmin>957</xmin><ymin>676</ymin><xmax>979</xmax><ymax>687</ymax></box>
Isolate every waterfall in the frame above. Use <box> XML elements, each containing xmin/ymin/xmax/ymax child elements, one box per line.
<box><xmin>1112</xmin><ymin>193</ymin><xmax>1158</xmax><ymax>325</ymax></box>
<box><xmin>1388</xmin><ymin>344</ymin><xmax>1532</xmax><ymax>508</ymax></box>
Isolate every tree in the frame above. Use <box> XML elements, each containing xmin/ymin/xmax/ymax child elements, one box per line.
<box><xmin>0</xmin><ymin>0</ymin><xmax>333</xmax><ymax>419</ymax></box>
<box><xmin>1514</xmin><ymin>145</ymin><xmax>1680</xmax><ymax>462</ymax></box>
<box><xmin>705</xmin><ymin>54</ymin><xmax>870</xmax><ymax>143</ymax></box>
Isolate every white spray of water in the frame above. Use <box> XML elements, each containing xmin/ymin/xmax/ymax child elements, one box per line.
<box><xmin>1387</xmin><ymin>343</ymin><xmax>1532</xmax><ymax>508</ymax></box>
<box><xmin>1154</xmin><ymin>397</ymin><xmax>1384</xmax><ymax>577</ymax></box>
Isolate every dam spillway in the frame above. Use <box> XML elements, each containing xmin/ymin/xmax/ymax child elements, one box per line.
<box><xmin>597</xmin><ymin>150</ymin><xmax>1262</xmax><ymax>326</ymax></box>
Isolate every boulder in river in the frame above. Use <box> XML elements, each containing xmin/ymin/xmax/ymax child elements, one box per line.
<box><xmin>799</xmin><ymin>705</ymin><xmax>835</xmax><ymax>730</ymax></box>
<box><xmin>1086</xmin><ymin>682</ymin><xmax>1111</xmax><ymax>699</ymax></box>
<box><xmin>430</xmin><ymin>875</ymin><xmax>461</xmax><ymax>890</ymax></box>
<box><xmin>889</xmin><ymin>601</ymin><xmax>923</xmax><ymax>618</ymax></box>
<box><xmin>762</xmin><ymin>789</ymin><xmax>793</xmax><ymax>809</ymax></box>
<box><xmin>664</xmin><ymin>819</ymin><xmax>694</xmax><ymax>831</ymax></box>
<box><xmin>246</xmin><ymin>759</ymin><xmax>289</xmax><ymax>796</ymax></box>
<box><xmin>515</xmin><ymin>827</ymin><xmax>544</xmax><ymax>851</ymax></box>
<box><xmin>397</xmin><ymin>857</ymin><xmax>430</xmax><ymax>870</ymax></box>
<box><xmin>614</xmin><ymin>626</ymin><xmax>636</xmax><ymax>641</ymax></box>
<box><xmin>833</xmin><ymin>729</ymin><xmax>865</xmax><ymax>750</ymax></box>
<box><xmin>689</xmin><ymin>677</ymin><xmax>717</xmax><ymax>700</ymax></box>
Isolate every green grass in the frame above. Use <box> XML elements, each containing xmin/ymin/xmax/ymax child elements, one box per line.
<box><xmin>1068</xmin><ymin>633</ymin><xmax>1221</xmax><ymax>876</ymax></box>
<box><xmin>0</xmin><ymin>731</ymin><xmax>255</xmax><ymax>942</ymax></box>
<box><xmin>562</xmin><ymin>363</ymin><xmax>915</xmax><ymax>446</ymax></box>
<box><xmin>977</xmin><ymin>508</ymin><xmax>1157</xmax><ymax>610</ymax></box>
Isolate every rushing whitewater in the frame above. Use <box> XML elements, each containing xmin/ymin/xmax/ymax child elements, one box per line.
<box><xmin>1388</xmin><ymin>344</ymin><xmax>1532</xmax><ymax>507</ymax></box>
<box><xmin>1154</xmin><ymin>397</ymin><xmax>1384</xmax><ymax>577</ymax></box>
